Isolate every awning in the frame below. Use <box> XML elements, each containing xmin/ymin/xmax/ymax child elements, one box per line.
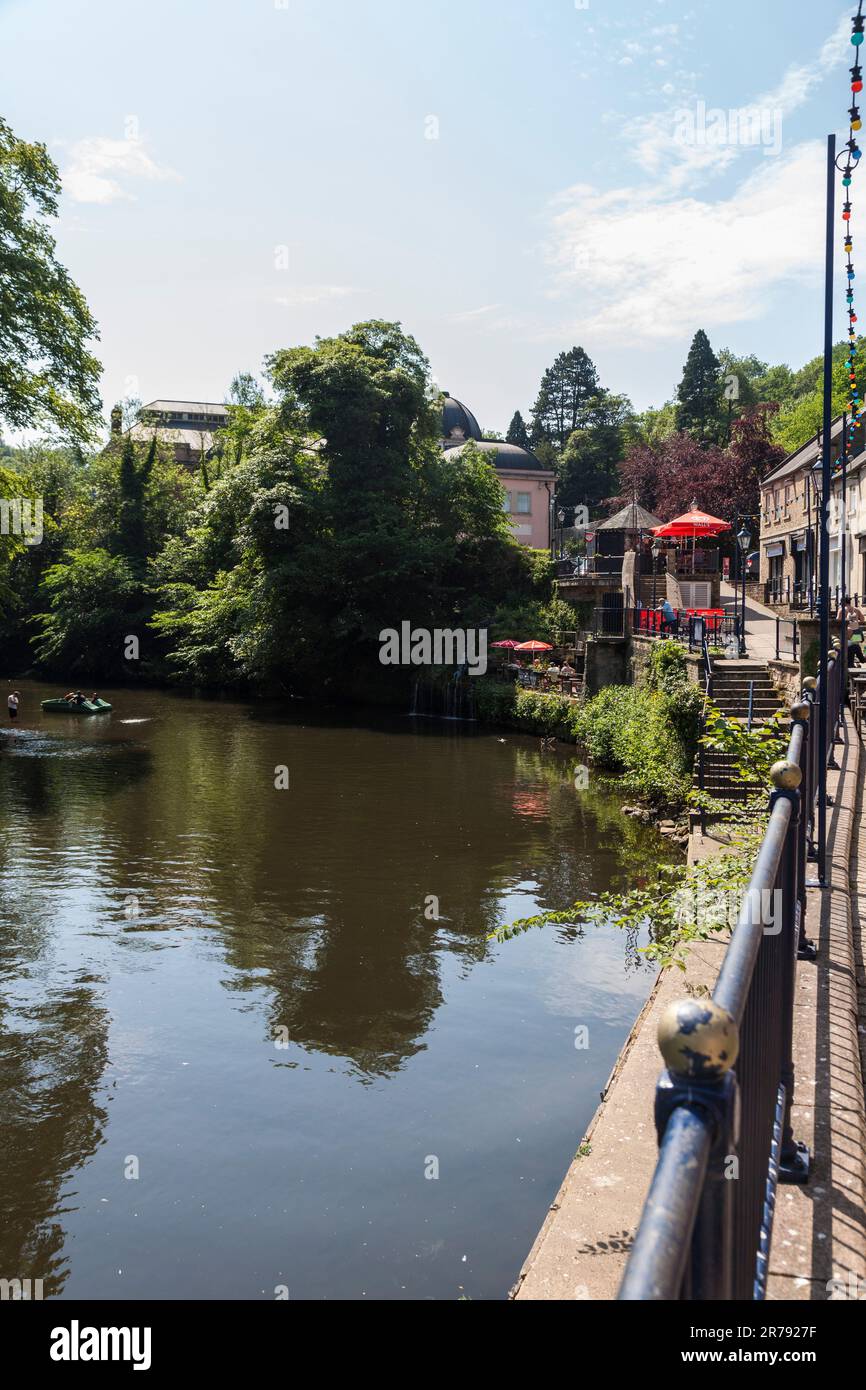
<box><xmin>793</xmin><ymin>535</ymin><xmax>809</xmax><ymax>552</ymax></box>
<box><xmin>765</xmin><ymin>542</ymin><xmax>785</xmax><ymax>558</ymax></box>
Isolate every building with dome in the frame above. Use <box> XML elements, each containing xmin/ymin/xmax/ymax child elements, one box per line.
<box><xmin>439</xmin><ymin>394</ymin><xmax>555</xmax><ymax>550</ymax></box>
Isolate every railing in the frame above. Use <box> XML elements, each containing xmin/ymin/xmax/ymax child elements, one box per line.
<box><xmin>774</xmin><ymin>618</ymin><xmax>800</xmax><ymax>662</ymax></box>
<box><xmin>619</xmin><ymin>653</ymin><xmax>841</xmax><ymax>1301</ymax></box>
<box><xmin>632</xmin><ymin>608</ymin><xmax>741</xmax><ymax>653</ymax></box>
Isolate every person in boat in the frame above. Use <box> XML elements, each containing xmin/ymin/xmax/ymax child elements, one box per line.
<box><xmin>63</xmin><ymin>691</ymin><xmax>77</xmax><ymax>703</ymax></box>
<box><xmin>89</xmin><ymin>692</ymin><xmax>99</xmax><ymax>703</ymax></box>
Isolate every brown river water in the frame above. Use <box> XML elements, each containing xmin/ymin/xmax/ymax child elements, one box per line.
<box><xmin>0</xmin><ymin>679</ymin><xmax>670</xmax><ymax>1300</ymax></box>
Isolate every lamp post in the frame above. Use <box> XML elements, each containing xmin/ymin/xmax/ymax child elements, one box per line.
<box><xmin>651</xmin><ymin>537</ymin><xmax>662</xmax><ymax>611</ymax></box>
<box><xmin>556</xmin><ymin>507</ymin><xmax>566</xmax><ymax>561</ymax></box>
<box><xmin>811</xmin><ymin>458</ymin><xmax>824</xmax><ymax>620</ymax></box>
<box><xmin>737</xmin><ymin>524</ymin><xmax>751</xmax><ymax>656</ymax></box>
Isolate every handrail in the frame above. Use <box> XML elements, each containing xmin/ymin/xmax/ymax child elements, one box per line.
<box><xmin>619</xmin><ymin>659</ymin><xmax>838</xmax><ymax>1301</ymax></box>
<box><xmin>747</xmin><ymin>679</ymin><xmax>754</xmax><ymax>732</ymax></box>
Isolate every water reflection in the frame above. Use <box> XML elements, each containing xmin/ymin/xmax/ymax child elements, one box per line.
<box><xmin>0</xmin><ymin>682</ymin><xmax>674</xmax><ymax>1299</ymax></box>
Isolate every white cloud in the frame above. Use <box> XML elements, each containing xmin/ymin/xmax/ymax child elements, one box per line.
<box><xmin>447</xmin><ymin>304</ymin><xmax>501</xmax><ymax>323</ymax></box>
<box><xmin>542</xmin><ymin>139</ymin><xmax>824</xmax><ymax>343</ymax></box>
<box><xmin>275</xmin><ymin>285</ymin><xmax>361</xmax><ymax>307</ymax></box>
<box><xmin>61</xmin><ymin>135</ymin><xmax>180</xmax><ymax>204</ymax></box>
<box><xmin>624</xmin><ymin>11</ymin><xmax>851</xmax><ymax>194</ymax></box>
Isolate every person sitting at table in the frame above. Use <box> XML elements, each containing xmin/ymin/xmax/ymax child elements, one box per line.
<box><xmin>659</xmin><ymin>598</ymin><xmax>676</xmax><ymax>634</ymax></box>
<box><xmin>560</xmin><ymin>659</ymin><xmax>576</xmax><ymax>678</ymax></box>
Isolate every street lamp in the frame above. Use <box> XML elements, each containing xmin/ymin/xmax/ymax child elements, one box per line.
<box><xmin>737</xmin><ymin>523</ymin><xmax>751</xmax><ymax>656</ymax></box>
<box><xmin>810</xmin><ymin>458</ymin><xmax>823</xmax><ymax>619</ymax></box>
<box><xmin>556</xmin><ymin>507</ymin><xmax>567</xmax><ymax>560</ymax></box>
<box><xmin>651</xmin><ymin>537</ymin><xmax>662</xmax><ymax>611</ymax></box>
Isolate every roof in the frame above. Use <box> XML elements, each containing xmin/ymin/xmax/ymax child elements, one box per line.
<box><xmin>129</xmin><ymin>423</ymin><xmax>218</xmax><ymax>449</ymax></box>
<box><xmin>761</xmin><ymin>414</ymin><xmax>846</xmax><ymax>486</ymax></box>
<box><xmin>440</xmin><ymin>394</ymin><xmax>482</xmax><ymax>443</ymax></box>
<box><xmin>142</xmin><ymin>399</ymin><xmax>229</xmax><ymax>417</ymax></box>
<box><xmin>443</xmin><ymin>439</ymin><xmax>553</xmax><ymax>475</ymax></box>
<box><xmin>597</xmin><ymin>500</ymin><xmax>663</xmax><ymax>531</ymax></box>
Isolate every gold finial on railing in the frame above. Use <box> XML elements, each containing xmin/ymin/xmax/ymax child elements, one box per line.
<box><xmin>790</xmin><ymin>699</ymin><xmax>811</xmax><ymax>722</ymax></box>
<box><xmin>657</xmin><ymin>999</ymin><xmax>739</xmax><ymax>1080</ymax></box>
<box><xmin>802</xmin><ymin>676</ymin><xmax>818</xmax><ymax>692</ymax></box>
<box><xmin>770</xmin><ymin>759</ymin><xmax>802</xmax><ymax>790</ymax></box>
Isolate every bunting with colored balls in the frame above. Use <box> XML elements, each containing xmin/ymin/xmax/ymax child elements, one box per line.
<box><xmin>845</xmin><ymin>2</ymin><xmax>865</xmax><ymax>446</ymax></box>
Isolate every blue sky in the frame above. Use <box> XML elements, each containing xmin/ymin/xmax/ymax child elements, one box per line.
<box><xmin>0</xmin><ymin>0</ymin><xmax>854</xmax><ymax>435</ymax></box>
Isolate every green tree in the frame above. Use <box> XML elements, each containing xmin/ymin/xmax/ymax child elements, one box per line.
<box><xmin>0</xmin><ymin>117</ymin><xmax>101</xmax><ymax>440</ymax></box>
<box><xmin>676</xmin><ymin>330</ymin><xmax>724</xmax><ymax>444</ymax></box>
<box><xmin>557</xmin><ymin>390</ymin><xmax>633</xmax><ymax>511</ymax></box>
<box><xmin>530</xmin><ymin>347</ymin><xmax>602</xmax><ymax>451</ymax></box>
<box><xmin>506</xmin><ymin>411</ymin><xmax>530</xmax><ymax>448</ymax></box>
<box><xmin>34</xmin><ymin>549</ymin><xmax>145</xmax><ymax>677</ymax></box>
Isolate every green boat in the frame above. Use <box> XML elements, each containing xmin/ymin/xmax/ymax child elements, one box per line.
<box><xmin>41</xmin><ymin>697</ymin><xmax>112</xmax><ymax>715</ymax></box>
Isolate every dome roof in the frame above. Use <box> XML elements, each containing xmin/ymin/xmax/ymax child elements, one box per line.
<box><xmin>443</xmin><ymin>439</ymin><xmax>549</xmax><ymax>474</ymax></box>
<box><xmin>440</xmin><ymin>394</ymin><xmax>482</xmax><ymax>444</ymax></box>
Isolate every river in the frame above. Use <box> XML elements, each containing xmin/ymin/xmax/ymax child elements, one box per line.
<box><xmin>0</xmin><ymin>679</ymin><xmax>670</xmax><ymax>1300</ymax></box>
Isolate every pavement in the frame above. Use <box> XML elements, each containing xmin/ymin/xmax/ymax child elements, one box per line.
<box><xmin>719</xmin><ymin>579</ymin><xmax>780</xmax><ymax>662</ymax></box>
<box><xmin>512</xmin><ymin>714</ymin><xmax>866</xmax><ymax>1302</ymax></box>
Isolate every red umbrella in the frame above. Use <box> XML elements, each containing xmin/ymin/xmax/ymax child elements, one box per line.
<box><xmin>651</xmin><ymin>507</ymin><xmax>730</xmax><ymax>538</ymax></box>
<box><xmin>514</xmin><ymin>640</ymin><xmax>554</xmax><ymax>652</ymax></box>
<box><xmin>491</xmin><ymin>639</ymin><xmax>521</xmax><ymax>649</ymax></box>
<box><xmin>652</xmin><ymin>503</ymin><xmax>730</xmax><ymax>573</ymax></box>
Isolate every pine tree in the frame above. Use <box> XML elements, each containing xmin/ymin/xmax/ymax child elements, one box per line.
<box><xmin>676</xmin><ymin>330</ymin><xmax>724</xmax><ymax>444</ymax></box>
<box><xmin>530</xmin><ymin>347</ymin><xmax>601</xmax><ymax>451</ymax></box>
<box><xmin>505</xmin><ymin>410</ymin><xmax>529</xmax><ymax>449</ymax></box>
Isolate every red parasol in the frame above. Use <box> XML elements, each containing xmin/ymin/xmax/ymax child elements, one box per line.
<box><xmin>651</xmin><ymin>507</ymin><xmax>730</xmax><ymax>538</ymax></box>
<box><xmin>514</xmin><ymin>640</ymin><xmax>554</xmax><ymax>652</ymax></box>
<box><xmin>652</xmin><ymin>503</ymin><xmax>730</xmax><ymax>574</ymax></box>
<box><xmin>491</xmin><ymin>639</ymin><xmax>521</xmax><ymax>649</ymax></box>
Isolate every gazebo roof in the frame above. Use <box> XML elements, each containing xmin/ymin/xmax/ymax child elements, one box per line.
<box><xmin>597</xmin><ymin>501</ymin><xmax>663</xmax><ymax>531</ymax></box>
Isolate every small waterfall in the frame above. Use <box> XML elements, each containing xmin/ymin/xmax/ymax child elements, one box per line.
<box><xmin>408</xmin><ymin>670</ymin><xmax>476</xmax><ymax>720</ymax></box>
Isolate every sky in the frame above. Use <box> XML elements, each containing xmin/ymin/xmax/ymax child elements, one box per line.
<box><xmin>0</xmin><ymin>0</ymin><xmax>855</xmax><ymax>437</ymax></box>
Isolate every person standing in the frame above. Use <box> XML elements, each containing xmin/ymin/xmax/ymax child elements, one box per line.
<box><xmin>7</xmin><ymin>690</ymin><xmax>20</xmax><ymax>720</ymax></box>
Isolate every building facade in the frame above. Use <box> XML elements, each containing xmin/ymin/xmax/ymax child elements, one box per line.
<box><xmin>758</xmin><ymin>416</ymin><xmax>866</xmax><ymax>610</ymax></box>
<box><xmin>439</xmin><ymin>394</ymin><xmax>555</xmax><ymax>550</ymax></box>
<box><xmin>115</xmin><ymin>399</ymin><xmax>229</xmax><ymax>466</ymax></box>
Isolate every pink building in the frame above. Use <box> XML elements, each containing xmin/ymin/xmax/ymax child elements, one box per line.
<box><xmin>440</xmin><ymin>395</ymin><xmax>555</xmax><ymax>550</ymax></box>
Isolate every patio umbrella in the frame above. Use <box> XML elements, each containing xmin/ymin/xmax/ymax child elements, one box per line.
<box><xmin>491</xmin><ymin>639</ymin><xmax>521</xmax><ymax>648</ymax></box>
<box><xmin>514</xmin><ymin>640</ymin><xmax>554</xmax><ymax>652</ymax></box>
<box><xmin>652</xmin><ymin>503</ymin><xmax>730</xmax><ymax>573</ymax></box>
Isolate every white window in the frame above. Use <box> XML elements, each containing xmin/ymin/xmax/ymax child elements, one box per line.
<box><xmin>502</xmin><ymin>491</ymin><xmax>512</xmax><ymax>513</ymax></box>
<box><xmin>516</xmin><ymin>492</ymin><xmax>531</xmax><ymax>514</ymax></box>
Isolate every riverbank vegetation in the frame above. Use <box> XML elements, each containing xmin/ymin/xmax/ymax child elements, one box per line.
<box><xmin>476</xmin><ymin>642</ymin><xmax>703</xmax><ymax>811</ymax></box>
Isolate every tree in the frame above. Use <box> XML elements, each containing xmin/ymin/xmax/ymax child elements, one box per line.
<box><xmin>557</xmin><ymin>391</ymin><xmax>633</xmax><ymax>511</ymax></box>
<box><xmin>113</xmin><ymin>435</ymin><xmax>156</xmax><ymax>569</ymax></box>
<box><xmin>530</xmin><ymin>347</ymin><xmax>602</xmax><ymax>451</ymax></box>
<box><xmin>615</xmin><ymin>408</ymin><xmax>782</xmax><ymax>522</ymax></box>
<box><xmin>676</xmin><ymin>330</ymin><xmax>724</xmax><ymax>445</ymax></box>
<box><xmin>506</xmin><ymin>411</ymin><xmax>530</xmax><ymax>449</ymax></box>
<box><xmin>0</xmin><ymin>117</ymin><xmax>101</xmax><ymax>440</ymax></box>
<box><xmin>152</xmin><ymin>320</ymin><xmax>535</xmax><ymax>698</ymax></box>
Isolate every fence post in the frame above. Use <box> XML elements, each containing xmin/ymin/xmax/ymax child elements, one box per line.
<box><xmin>768</xmin><ymin>758</ymin><xmax>811</xmax><ymax>1184</ymax></box>
<box><xmin>654</xmin><ymin>999</ymin><xmax>740</xmax><ymax>1299</ymax></box>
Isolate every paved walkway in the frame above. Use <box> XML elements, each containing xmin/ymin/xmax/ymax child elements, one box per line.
<box><xmin>719</xmin><ymin>579</ymin><xmax>779</xmax><ymax>662</ymax></box>
<box><xmin>513</xmin><ymin>715</ymin><xmax>866</xmax><ymax>1301</ymax></box>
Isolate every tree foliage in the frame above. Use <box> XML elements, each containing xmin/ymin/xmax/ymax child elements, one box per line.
<box><xmin>0</xmin><ymin>117</ymin><xmax>101</xmax><ymax>440</ymax></box>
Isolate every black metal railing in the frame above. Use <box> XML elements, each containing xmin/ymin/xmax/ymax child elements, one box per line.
<box><xmin>619</xmin><ymin>653</ymin><xmax>841</xmax><ymax>1301</ymax></box>
<box><xmin>631</xmin><ymin>607</ymin><xmax>740</xmax><ymax>653</ymax></box>
<box><xmin>774</xmin><ymin>618</ymin><xmax>800</xmax><ymax>662</ymax></box>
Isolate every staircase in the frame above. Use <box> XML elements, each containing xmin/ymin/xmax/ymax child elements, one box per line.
<box><xmin>693</xmin><ymin>660</ymin><xmax>787</xmax><ymax>804</ymax></box>
<box><xmin>708</xmin><ymin>662</ymin><xmax>787</xmax><ymax>726</ymax></box>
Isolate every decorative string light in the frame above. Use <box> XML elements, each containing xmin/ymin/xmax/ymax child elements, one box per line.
<box><xmin>844</xmin><ymin>2</ymin><xmax>866</xmax><ymax>446</ymax></box>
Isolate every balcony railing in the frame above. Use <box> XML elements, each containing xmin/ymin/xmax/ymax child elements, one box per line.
<box><xmin>619</xmin><ymin>654</ymin><xmax>843</xmax><ymax>1300</ymax></box>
